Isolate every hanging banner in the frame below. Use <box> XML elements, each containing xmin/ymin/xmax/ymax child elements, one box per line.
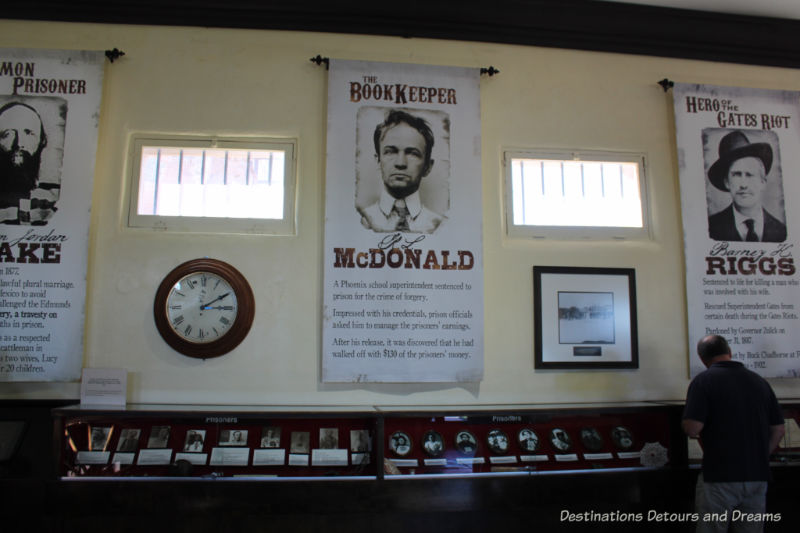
<box><xmin>322</xmin><ymin>59</ymin><xmax>483</xmax><ymax>382</ymax></box>
<box><xmin>673</xmin><ymin>83</ymin><xmax>800</xmax><ymax>378</ymax></box>
<box><xmin>0</xmin><ymin>48</ymin><xmax>105</xmax><ymax>381</ymax></box>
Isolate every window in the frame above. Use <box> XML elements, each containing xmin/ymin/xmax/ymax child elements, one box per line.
<box><xmin>127</xmin><ymin>135</ymin><xmax>296</xmax><ymax>234</ymax></box>
<box><xmin>504</xmin><ymin>150</ymin><xmax>649</xmax><ymax>240</ymax></box>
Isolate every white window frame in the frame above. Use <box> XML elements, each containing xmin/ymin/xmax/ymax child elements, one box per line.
<box><xmin>503</xmin><ymin>149</ymin><xmax>651</xmax><ymax>240</ymax></box>
<box><xmin>126</xmin><ymin>134</ymin><xmax>297</xmax><ymax>235</ymax></box>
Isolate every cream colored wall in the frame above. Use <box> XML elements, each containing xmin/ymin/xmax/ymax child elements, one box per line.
<box><xmin>1</xmin><ymin>20</ymin><xmax>797</xmax><ymax>404</ymax></box>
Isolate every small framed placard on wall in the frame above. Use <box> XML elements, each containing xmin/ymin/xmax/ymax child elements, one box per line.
<box><xmin>533</xmin><ymin>266</ymin><xmax>638</xmax><ymax>369</ymax></box>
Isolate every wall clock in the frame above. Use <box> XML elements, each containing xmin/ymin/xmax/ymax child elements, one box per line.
<box><xmin>153</xmin><ymin>258</ymin><xmax>255</xmax><ymax>359</ymax></box>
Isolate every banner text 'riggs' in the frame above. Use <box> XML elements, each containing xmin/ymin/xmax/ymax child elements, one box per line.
<box><xmin>705</xmin><ymin>243</ymin><xmax>795</xmax><ymax>276</ymax></box>
<box><xmin>351</xmin><ymin>75</ymin><xmax>457</xmax><ymax>105</ymax></box>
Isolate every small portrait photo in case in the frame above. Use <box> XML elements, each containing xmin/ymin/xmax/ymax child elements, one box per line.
<box><xmin>116</xmin><ymin>428</ymin><xmax>141</xmax><ymax>452</ymax></box>
<box><xmin>350</xmin><ymin>429</ymin><xmax>371</xmax><ymax>453</ymax></box>
<box><xmin>260</xmin><ymin>426</ymin><xmax>281</xmax><ymax>448</ymax></box>
<box><xmin>147</xmin><ymin>426</ymin><xmax>171</xmax><ymax>449</ymax></box>
<box><xmin>454</xmin><ymin>430</ymin><xmax>478</xmax><ymax>455</ymax></box>
<box><xmin>422</xmin><ymin>430</ymin><xmax>445</xmax><ymax>458</ymax></box>
<box><xmin>611</xmin><ymin>426</ymin><xmax>635</xmax><ymax>450</ymax></box>
<box><xmin>518</xmin><ymin>428</ymin><xmax>539</xmax><ymax>452</ymax></box>
<box><xmin>219</xmin><ymin>429</ymin><xmax>248</xmax><ymax>446</ymax></box>
<box><xmin>580</xmin><ymin>427</ymin><xmax>604</xmax><ymax>452</ymax></box>
<box><xmin>319</xmin><ymin>428</ymin><xmax>339</xmax><ymax>449</ymax></box>
<box><xmin>550</xmin><ymin>428</ymin><xmax>572</xmax><ymax>452</ymax></box>
<box><xmin>389</xmin><ymin>431</ymin><xmax>412</xmax><ymax>457</ymax></box>
<box><xmin>89</xmin><ymin>426</ymin><xmax>112</xmax><ymax>451</ymax></box>
<box><xmin>290</xmin><ymin>431</ymin><xmax>310</xmax><ymax>454</ymax></box>
<box><xmin>183</xmin><ymin>429</ymin><xmax>206</xmax><ymax>452</ymax></box>
<box><xmin>487</xmin><ymin>429</ymin><xmax>510</xmax><ymax>455</ymax></box>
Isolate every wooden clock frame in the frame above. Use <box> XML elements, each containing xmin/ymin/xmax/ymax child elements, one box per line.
<box><xmin>153</xmin><ymin>258</ymin><xmax>255</xmax><ymax>359</ymax></box>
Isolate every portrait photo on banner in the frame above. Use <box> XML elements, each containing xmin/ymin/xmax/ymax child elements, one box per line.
<box><xmin>0</xmin><ymin>95</ymin><xmax>67</xmax><ymax>225</ymax></box>
<box><xmin>702</xmin><ymin>128</ymin><xmax>787</xmax><ymax>243</ymax></box>
<box><xmin>354</xmin><ymin>106</ymin><xmax>451</xmax><ymax>235</ymax></box>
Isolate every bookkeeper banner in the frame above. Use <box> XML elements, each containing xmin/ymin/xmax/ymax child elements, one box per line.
<box><xmin>673</xmin><ymin>83</ymin><xmax>800</xmax><ymax>378</ymax></box>
<box><xmin>0</xmin><ymin>49</ymin><xmax>105</xmax><ymax>381</ymax></box>
<box><xmin>322</xmin><ymin>59</ymin><xmax>483</xmax><ymax>382</ymax></box>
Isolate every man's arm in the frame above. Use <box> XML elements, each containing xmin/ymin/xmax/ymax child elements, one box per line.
<box><xmin>768</xmin><ymin>423</ymin><xmax>786</xmax><ymax>454</ymax></box>
<box><xmin>682</xmin><ymin>418</ymin><xmax>704</xmax><ymax>439</ymax></box>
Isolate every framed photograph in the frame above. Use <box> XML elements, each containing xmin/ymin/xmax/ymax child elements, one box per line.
<box><xmin>183</xmin><ymin>429</ymin><xmax>206</xmax><ymax>452</ymax></box>
<box><xmin>388</xmin><ymin>431</ymin><xmax>412</xmax><ymax>457</ymax></box>
<box><xmin>350</xmin><ymin>429</ymin><xmax>371</xmax><ymax>452</ymax></box>
<box><xmin>533</xmin><ymin>266</ymin><xmax>638</xmax><ymax>369</ymax></box>
<box><xmin>219</xmin><ymin>429</ymin><xmax>248</xmax><ymax>446</ymax></box>
<box><xmin>579</xmin><ymin>427</ymin><xmax>604</xmax><ymax>452</ymax></box>
<box><xmin>611</xmin><ymin>426</ymin><xmax>635</xmax><ymax>450</ymax></box>
<box><xmin>549</xmin><ymin>428</ymin><xmax>572</xmax><ymax>452</ymax></box>
<box><xmin>116</xmin><ymin>428</ymin><xmax>141</xmax><ymax>452</ymax></box>
<box><xmin>518</xmin><ymin>428</ymin><xmax>539</xmax><ymax>452</ymax></box>
<box><xmin>89</xmin><ymin>426</ymin><xmax>112</xmax><ymax>451</ymax></box>
<box><xmin>319</xmin><ymin>428</ymin><xmax>339</xmax><ymax>449</ymax></box>
<box><xmin>260</xmin><ymin>426</ymin><xmax>281</xmax><ymax>448</ymax></box>
<box><xmin>454</xmin><ymin>430</ymin><xmax>478</xmax><ymax>455</ymax></box>
<box><xmin>290</xmin><ymin>431</ymin><xmax>310</xmax><ymax>454</ymax></box>
<box><xmin>146</xmin><ymin>426</ymin><xmax>171</xmax><ymax>449</ymax></box>
<box><xmin>421</xmin><ymin>430</ymin><xmax>444</xmax><ymax>458</ymax></box>
<box><xmin>486</xmin><ymin>429</ymin><xmax>510</xmax><ymax>455</ymax></box>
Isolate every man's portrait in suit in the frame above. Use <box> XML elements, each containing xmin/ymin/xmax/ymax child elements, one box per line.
<box><xmin>705</xmin><ymin>129</ymin><xmax>787</xmax><ymax>242</ymax></box>
<box><xmin>356</xmin><ymin>107</ymin><xmax>450</xmax><ymax>234</ymax></box>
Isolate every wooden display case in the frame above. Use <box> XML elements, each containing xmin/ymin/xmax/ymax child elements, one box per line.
<box><xmin>54</xmin><ymin>404</ymin><xmax>378</xmax><ymax>479</ymax></box>
<box><xmin>53</xmin><ymin>402</ymin><xmax>684</xmax><ymax>480</ymax></box>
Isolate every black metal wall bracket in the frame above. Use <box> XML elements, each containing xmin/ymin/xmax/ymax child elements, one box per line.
<box><xmin>105</xmin><ymin>48</ymin><xmax>125</xmax><ymax>63</ymax></box>
<box><xmin>310</xmin><ymin>55</ymin><xmax>330</xmax><ymax>69</ymax></box>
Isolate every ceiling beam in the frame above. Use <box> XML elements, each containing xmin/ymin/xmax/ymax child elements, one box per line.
<box><xmin>4</xmin><ymin>0</ymin><xmax>800</xmax><ymax>68</ymax></box>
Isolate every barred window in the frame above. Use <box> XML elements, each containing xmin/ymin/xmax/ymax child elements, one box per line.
<box><xmin>504</xmin><ymin>150</ymin><xmax>649</xmax><ymax>240</ymax></box>
<box><xmin>127</xmin><ymin>135</ymin><xmax>296</xmax><ymax>234</ymax></box>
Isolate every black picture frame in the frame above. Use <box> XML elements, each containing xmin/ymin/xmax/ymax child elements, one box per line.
<box><xmin>486</xmin><ymin>429</ymin><xmax>510</xmax><ymax>455</ymax></box>
<box><xmin>389</xmin><ymin>431</ymin><xmax>412</xmax><ymax>457</ymax></box>
<box><xmin>534</xmin><ymin>266</ymin><xmax>638</xmax><ymax>369</ymax></box>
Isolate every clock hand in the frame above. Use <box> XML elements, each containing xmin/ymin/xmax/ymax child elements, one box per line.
<box><xmin>200</xmin><ymin>292</ymin><xmax>230</xmax><ymax>310</ymax></box>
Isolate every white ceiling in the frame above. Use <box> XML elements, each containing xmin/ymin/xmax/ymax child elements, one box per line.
<box><xmin>602</xmin><ymin>0</ymin><xmax>800</xmax><ymax>20</ymax></box>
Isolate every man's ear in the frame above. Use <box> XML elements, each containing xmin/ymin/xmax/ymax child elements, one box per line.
<box><xmin>423</xmin><ymin>159</ymin><xmax>434</xmax><ymax>177</ymax></box>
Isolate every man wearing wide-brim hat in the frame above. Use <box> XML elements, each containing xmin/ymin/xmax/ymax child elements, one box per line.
<box><xmin>707</xmin><ymin>130</ymin><xmax>787</xmax><ymax>243</ymax></box>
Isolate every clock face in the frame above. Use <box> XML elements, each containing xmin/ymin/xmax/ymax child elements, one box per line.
<box><xmin>166</xmin><ymin>272</ymin><xmax>239</xmax><ymax>344</ymax></box>
<box><xmin>154</xmin><ymin>258</ymin><xmax>255</xmax><ymax>359</ymax></box>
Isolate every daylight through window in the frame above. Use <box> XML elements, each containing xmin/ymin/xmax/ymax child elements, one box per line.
<box><xmin>137</xmin><ymin>147</ymin><xmax>286</xmax><ymax>219</ymax></box>
<box><xmin>128</xmin><ymin>136</ymin><xmax>295</xmax><ymax>234</ymax></box>
<box><xmin>506</xmin><ymin>151</ymin><xmax>648</xmax><ymax>239</ymax></box>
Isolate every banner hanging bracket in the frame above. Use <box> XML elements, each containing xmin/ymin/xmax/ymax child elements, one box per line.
<box><xmin>658</xmin><ymin>78</ymin><xmax>674</xmax><ymax>92</ymax></box>
<box><xmin>480</xmin><ymin>66</ymin><xmax>500</xmax><ymax>76</ymax></box>
<box><xmin>310</xmin><ymin>55</ymin><xmax>330</xmax><ymax>69</ymax></box>
<box><xmin>105</xmin><ymin>48</ymin><xmax>125</xmax><ymax>63</ymax></box>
